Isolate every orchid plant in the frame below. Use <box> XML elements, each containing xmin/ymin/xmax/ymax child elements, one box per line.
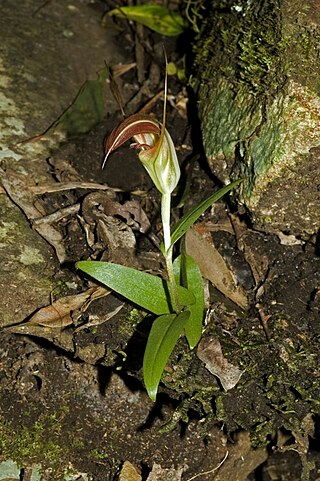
<box><xmin>77</xmin><ymin>72</ymin><xmax>240</xmax><ymax>401</ymax></box>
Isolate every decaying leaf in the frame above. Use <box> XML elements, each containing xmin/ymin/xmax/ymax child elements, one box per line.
<box><xmin>185</xmin><ymin>226</ymin><xmax>248</xmax><ymax>309</ymax></box>
<box><xmin>5</xmin><ymin>323</ymin><xmax>106</xmax><ymax>364</ymax></box>
<box><xmin>97</xmin><ymin>216</ymin><xmax>137</xmax><ymax>260</ymax></box>
<box><xmin>27</xmin><ymin>286</ymin><xmax>109</xmax><ymax>328</ymax></box>
<box><xmin>280</xmin><ymin>413</ymin><xmax>314</xmax><ymax>455</ymax></box>
<box><xmin>228</xmin><ymin>214</ymin><xmax>269</xmax><ymax>288</ymax></box>
<box><xmin>81</xmin><ymin>192</ymin><xmax>149</xmax><ymax>230</ymax></box>
<box><xmin>75</xmin><ymin>303</ymin><xmax>124</xmax><ymax>332</ymax></box>
<box><xmin>4</xmin><ymin>287</ymin><xmax>113</xmax><ymax>363</ymax></box>
<box><xmin>5</xmin><ymin>324</ymin><xmax>75</xmax><ymax>354</ymax></box>
<box><xmin>0</xmin><ymin>168</ymin><xmax>67</xmax><ymax>263</ymax></box>
<box><xmin>118</xmin><ymin>461</ymin><xmax>142</xmax><ymax>481</ymax></box>
<box><xmin>197</xmin><ymin>337</ymin><xmax>243</xmax><ymax>391</ymax></box>
<box><xmin>146</xmin><ymin>463</ymin><xmax>183</xmax><ymax>481</ymax></box>
<box><xmin>81</xmin><ymin>192</ymin><xmax>150</xmax><ymax>266</ymax></box>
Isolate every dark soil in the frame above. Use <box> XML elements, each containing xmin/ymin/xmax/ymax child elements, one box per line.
<box><xmin>1</xmin><ymin>1</ymin><xmax>320</xmax><ymax>481</ymax></box>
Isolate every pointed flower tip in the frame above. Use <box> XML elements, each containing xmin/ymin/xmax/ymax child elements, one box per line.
<box><xmin>102</xmin><ymin>114</ymin><xmax>161</xmax><ymax>169</ymax></box>
<box><xmin>101</xmin><ymin>151</ymin><xmax>109</xmax><ymax>169</ymax></box>
<box><xmin>102</xmin><ymin>113</ymin><xmax>180</xmax><ymax>197</ymax></box>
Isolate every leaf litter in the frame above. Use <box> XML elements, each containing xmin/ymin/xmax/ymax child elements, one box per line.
<box><xmin>197</xmin><ymin>337</ymin><xmax>243</xmax><ymax>391</ymax></box>
<box><xmin>2</xmin><ymin>2</ymin><xmax>319</xmax><ymax>479</ymax></box>
<box><xmin>185</xmin><ymin>225</ymin><xmax>249</xmax><ymax>310</ymax></box>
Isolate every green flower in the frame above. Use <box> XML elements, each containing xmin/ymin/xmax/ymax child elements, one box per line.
<box><xmin>103</xmin><ymin>113</ymin><xmax>180</xmax><ymax>195</ymax></box>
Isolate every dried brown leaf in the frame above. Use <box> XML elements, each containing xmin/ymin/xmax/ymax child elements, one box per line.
<box><xmin>81</xmin><ymin>192</ymin><xmax>149</xmax><ymax>267</ymax></box>
<box><xmin>213</xmin><ymin>432</ymin><xmax>268</xmax><ymax>481</ymax></box>
<box><xmin>197</xmin><ymin>337</ymin><xmax>243</xmax><ymax>391</ymax></box>
<box><xmin>82</xmin><ymin>193</ymin><xmax>150</xmax><ymax>232</ymax></box>
<box><xmin>5</xmin><ymin>323</ymin><xmax>106</xmax><ymax>363</ymax></box>
<box><xmin>6</xmin><ymin>323</ymin><xmax>75</xmax><ymax>353</ymax></box>
<box><xmin>28</xmin><ymin>286</ymin><xmax>109</xmax><ymax>328</ymax></box>
<box><xmin>185</xmin><ymin>227</ymin><xmax>248</xmax><ymax>309</ymax></box>
<box><xmin>0</xmin><ymin>168</ymin><xmax>67</xmax><ymax>263</ymax></box>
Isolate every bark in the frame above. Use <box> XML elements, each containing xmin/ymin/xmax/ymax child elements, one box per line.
<box><xmin>193</xmin><ymin>0</ymin><xmax>320</xmax><ymax>235</ymax></box>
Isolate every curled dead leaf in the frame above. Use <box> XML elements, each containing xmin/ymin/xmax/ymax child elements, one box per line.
<box><xmin>0</xmin><ymin>168</ymin><xmax>67</xmax><ymax>263</ymax></box>
<box><xmin>197</xmin><ymin>337</ymin><xmax>243</xmax><ymax>391</ymax></box>
<box><xmin>185</xmin><ymin>227</ymin><xmax>248</xmax><ymax>310</ymax></box>
<box><xmin>28</xmin><ymin>286</ymin><xmax>109</xmax><ymax>328</ymax></box>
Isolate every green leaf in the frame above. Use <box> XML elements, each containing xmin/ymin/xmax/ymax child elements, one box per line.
<box><xmin>173</xmin><ymin>254</ymin><xmax>204</xmax><ymax>349</ymax></box>
<box><xmin>76</xmin><ymin>261</ymin><xmax>195</xmax><ymax>315</ymax></box>
<box><xmin>143</xmin><ymin>311</ymin><xmax>190</xmax><ymax>401</ymax></box>
<box><xmin>45</xmin><ymin>66</ymin><xmax>110</xmax><ymax>139</ymax></box>
<box><xmin>169</xmin><ymin>179</ymin><xmax>242</xmax><ymax>249</ymax></box>
<box><xmin>108</xmin><ymin>5</ymin><xmax>186</xmax><ymax>36</ymax></box>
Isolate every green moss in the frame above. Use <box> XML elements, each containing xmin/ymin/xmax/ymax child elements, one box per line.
<box><xmin>70</xmin><ymin>438</ymin><xmax>84</xmax><ymax>450</ymax></box>
<box><xmin>191</xmin><ymin>0</ymin><xmax>288</xmax><ymax>196</ymax></box>
<box><xmin>282</xmin><ymin>2</ymin><xmax>320</xmax><ymax>93</ymax></box>
<box><xmin>89</xmin><ymin>449</ymin><xmax>108</xmax><ymax>461</ymax></box>
<box><xmin>0</xmin><ymin>406</ymin><xmax>75</xmax><ymax>479</ymax></box>
<box><xmin>117</xmin><ymin>307</ymin><xmax>145</xmax><ymax>339</ymax></box>
<box><xmin>194</xmin><ymin>0</ymin><xmax>284</xmax><ymax>98</ymax></box>
<box><xmin>192</xmin><ymin>0</ymin><xmax>320</xmax><ymax>218</ymax></box>
<box><xmin>157</xmin><ymin>302</ymin><xmax>320</xmax><ymax>447</ymax></box>
<box><xmin>0</xmin><ymin>420</ymin><xmax>62</xmax><ymax>468</ymax></box>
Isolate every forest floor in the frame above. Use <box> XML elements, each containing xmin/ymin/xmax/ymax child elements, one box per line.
<box><xmin>0</xmin><ymin>1</ymin><xmax>320</xmax><ymax>481</ymax></box>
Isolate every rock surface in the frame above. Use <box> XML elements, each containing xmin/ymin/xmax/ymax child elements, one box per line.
<box><xmin>194</xmin><ymin>0</ymin><xmax>320</xmax><ymax>236</ymax></box>
<box><xmin>0</xmin><ymin>0</ymin><xmax>123</xmax><ymax>325</ymax></box>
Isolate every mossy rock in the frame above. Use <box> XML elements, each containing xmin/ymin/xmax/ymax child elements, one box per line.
<box><xmin>193</xmin><ymin>0</ymin><xmax>320</xmax><ymax>235</ymax></box>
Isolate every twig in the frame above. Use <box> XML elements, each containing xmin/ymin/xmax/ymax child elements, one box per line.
<box><xmin>186</xmin><ymin>451</ymin><xmax>229</xmax><ymax>481</ymax></box>
<box><xmin>138</xmin><ymin>89</ymin><xmax>165</xmax><ymax>114</ymax></box>
<box><xmin>32</xmin><ymin>0</ymin><xmax>52</xmax><ymax>16</ymax></box>
<box><xmin>32</xmin><ymin>204</ymin><xmax>80</xmax><ymax>226</ymax></box>
<box><xmin>256</xmin><ymin>303</ymin><xmax>271</xmax><ymax>341</ymax></box>
<box><xmin>30</xmin><ymin>181</ymin><xmax>123</xmax><ymax>195</ymax></box>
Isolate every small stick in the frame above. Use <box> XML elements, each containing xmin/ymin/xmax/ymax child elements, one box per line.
<box><xmin>30</xmin><ymin>181</ymin><xmax>123</xmax><ymax>195</ymax></box>
<box><xmin>186</xmin><ymin>451</ymin><xmax>229</xmax><ymax>481</ymax></box>
<box><xmin>32</xmin><ymin>204</ymin><xmax>80</xmax><ymax>226</ymax></box>
<box><xmin>138</xmin><ymin>89</ymin><xmax>165</xmax><ymax>114</ymax></box>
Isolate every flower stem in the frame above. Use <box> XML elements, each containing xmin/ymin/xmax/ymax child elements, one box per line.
<box><xmin>161</xmin><ymin>193</ymin><xmax>181</xmax><ymax>313</ymax></box>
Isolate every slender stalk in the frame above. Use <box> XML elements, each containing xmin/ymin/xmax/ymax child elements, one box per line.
<box><xmin>161</xmin><ymin>193</ymin><xmax>181</xmax><ymax>313</ymax></box>
<box><xmin>161</xmin><ymin>193</ymin><xmax>171</xmax><ymax>253</ymax></box>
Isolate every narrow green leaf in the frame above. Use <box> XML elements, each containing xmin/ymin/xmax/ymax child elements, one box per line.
<box><xmin>108</xmin><ymin>5</ymin><xmax>186</xmax><ymax>36</ymax></box>
<box><xmin>173</xmin><ymin>254</ymin><xmax>204</xmax><ymax>349</ymax></box>
<box><xmin>143</xmin><ymin>311</ymin><xmax>190</xmax><ymax>401</ymax></box>
<box><xmin>76</xmin><ymin>261</ymin><xmax>195</xmax><ymax>315</ymax></box>
<box><xmin>169</xmin><ymin>179</ymin><xmax>242</xmax><ymax>249</ymax></box>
